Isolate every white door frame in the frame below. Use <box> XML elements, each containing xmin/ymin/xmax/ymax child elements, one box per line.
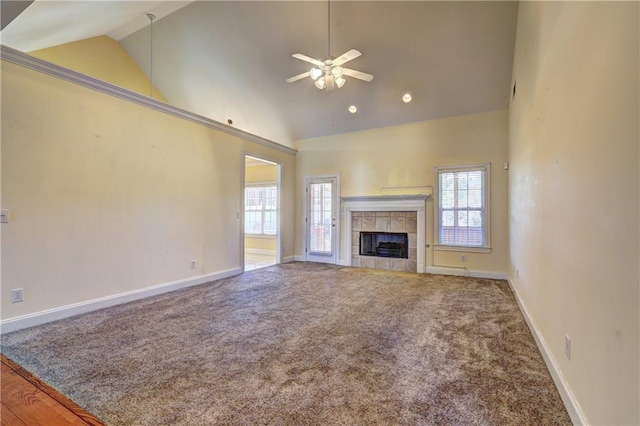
<box><xmin>242</xmin><ymin>154</ymin><xmax>282</xmax><ymax>271</ymax></box>
<box><xmin>303</xmin><ymin>175</ymin><xmax>340</xmax><ymax>264</ymax></box>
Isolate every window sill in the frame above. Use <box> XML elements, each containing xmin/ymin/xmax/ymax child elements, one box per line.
<box><xmin>434</xmin><ymin>245</ymin><xmax>491</xmax><ymax>254</ymax></box>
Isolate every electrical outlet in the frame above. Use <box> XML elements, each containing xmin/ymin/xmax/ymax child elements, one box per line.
<box><xmin>460</xmin><ymin>254</ymin><xmax>466</xmax><ymax>262</ymax></box>
<box><xmin>11</xmin><ymin>288</ymin><xmax>24</xmax><ymax>303</ymax></box>
<box><xmin>565</xmin><ymin>335</ymin><xmax>571</xmax><ymax>360</ymax></box>
<box><xmin>190</xmin><ymin>260</ymin><xmax>196</xmax><ymax>270</ymax></box>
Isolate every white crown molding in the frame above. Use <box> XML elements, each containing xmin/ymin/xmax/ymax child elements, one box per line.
<box><xmin>0</xmin><ymin>45</ymin><xmax>297</xmax><ymax>156</ymax></box>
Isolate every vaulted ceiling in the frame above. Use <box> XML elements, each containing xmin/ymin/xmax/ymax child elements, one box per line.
<box><xmin>1</xmin><ymin>1</ymin><xmax>518</xmax><ymax>147</ymax></box>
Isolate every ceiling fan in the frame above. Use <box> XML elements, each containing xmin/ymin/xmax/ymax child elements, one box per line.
<box><xmin>287</xmin><ymin>49</ymin><xmax>373</xmax><ymax>93</ymax></box>
<box><xmin>286</xmin><ymin>1</ymin><xmax>373</xmax><ymax>93</ymax></box>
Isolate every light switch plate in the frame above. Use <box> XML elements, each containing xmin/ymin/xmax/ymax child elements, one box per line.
<box><xmin>0</xmin><ymin>209</ymin><xmax>8</xmax><ymax>223</ymax></box>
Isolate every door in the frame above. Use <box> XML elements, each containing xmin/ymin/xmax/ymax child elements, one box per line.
<box><xmin>305</xmin><ymin>176</ymin><xmax>339</xmax><ymax>264</ymax></box>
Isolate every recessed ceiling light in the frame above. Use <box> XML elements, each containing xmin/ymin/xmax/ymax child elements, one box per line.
<box><xmin>348</xmin><ymin>105</ymin><xmax>358</xmax><ymax>114</ymax></box>
<box><xmin>402</xmin><ymin>93</ymin><xmax>413</xmax><ymax>103</ymax></box>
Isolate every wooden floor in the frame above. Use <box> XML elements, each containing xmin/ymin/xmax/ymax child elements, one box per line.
<box><xmin>1</xmin><ymin>355</ymin><xmax>103</xmax><ymax>425</ymax></box>
<box><xmin>245</xmin><ymin>252</ymin><xmax>276</xmax><ymax>271</ymax></box>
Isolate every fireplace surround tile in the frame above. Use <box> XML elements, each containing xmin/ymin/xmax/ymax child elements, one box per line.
<box><xmin>375</xmin><ymin>217</ymin><xmax>390</xmax><ymax>231</ymax></box>
<box><xmin>390</xmin><ymin>258</ymin><xmax>406</xmax><ymax>271</ymax></box>
<box><xmin>351</xmin><ymin>231</ymin><xmax>359</xmax><ymax>244</ymax></box>
<box><xmin>343</xmin><ymin>194</ymin><xmax>428</xmax><ymax>274</ymax></box>
<box><xmin>408</xmin><ymin>233</ymin><xmax>417</xmax><ymax>249</ymax></box>
<box><xmin>390</xmin><ymin>217</ymin><xmax>406</xmax><ymax>232</ymax></box>
<box><xmin>375</xmin><ymin>257</ymin><xmax>391</xmax><ymax>270</ymax></box>
<box><xmin>351</xmin><ymin>210</ymin><xmax>417</xmax><ymax>273</ymax></box>
<box><xmin>362</xmin><ymin>216</ymin><xmax>376</xmax><ymax>230</ymax></box>
<box><xmin>361</xmin><ymin>257</ymin><xmax>376</xmax><ymax>268</ymax></box>
<box><xmin>409</xmin><ymin>248</ymin><xmax>417</xmax><ymax>261</ymax></box>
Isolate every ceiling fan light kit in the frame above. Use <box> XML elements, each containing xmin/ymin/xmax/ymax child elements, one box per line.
<box><xmin>288</xmin><ymin>49</ymin><xmax>373</xmax><ymax>93</ymax></box>
<box><xmin>310</xmin><ymin>68</ymin><xmax>323</xmax><ymax>80</ymax></box>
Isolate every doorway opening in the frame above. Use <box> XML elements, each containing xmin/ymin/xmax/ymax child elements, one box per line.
<box><xmin>244</xmin><ymin>155</ymin><xmax>281</xmax><ymax>271</ymax></box>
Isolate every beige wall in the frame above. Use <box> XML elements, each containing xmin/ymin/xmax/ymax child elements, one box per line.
<box><xmin>245</xmin><ymin>163</ymin><xmax>277</xmax><ymax>252</ymax></box>
<box><xmin>295</xmin><ymin>110</ymin><xmax>509</xmax><ymax>274</ymax></box>
<box><xmin>245</xmin><ymin>163</ymin><xmax>277</xmax><ymax>184</ymax></box>
<box><xmin>509</xmin><ymin>2</ymin><xmax>639</xmax><ymax>424</ymax></box>
<box><xmin>1</xmin><ymin>60</ymin><xmax>295</xmax><ymax>320</ymax></box>
<box><xmin>29</xmin><ymin>35</ymin><xmax>166</xmax><ymax>101</ymax></box>
<box><xmin>245</xmin><ymin>237</ymin><xmax>276</xmax><ymax>252</ymax></box>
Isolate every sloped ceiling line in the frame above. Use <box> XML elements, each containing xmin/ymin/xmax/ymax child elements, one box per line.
<box><xmin>0</xmin><ymin>45</ymin><xmax>296</xmax><ymax>155</ymax></box>
<box><xmin>1</xmin><ymin>1</ymin><xmax>519</xmax><ymax>144</ymax></box>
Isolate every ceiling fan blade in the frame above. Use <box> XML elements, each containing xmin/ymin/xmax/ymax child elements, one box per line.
<box><xmin>332</xmin><ymin>49</ymin><xmax>361</xmax><ymax>66</ymax></box>
<box><xmin>342</xmin><ymin>68</ymin><xmax>374</xmax><ymax>82</ymax></box>
<box><xmin>286</xmin><ymin>71</ymin><xmax>311</xmax><ymax>83</ymax></box>
<box><xmin>292</xmin><ymin>53</ymin><xmax>324</xmax><ymax>68</ymax></box>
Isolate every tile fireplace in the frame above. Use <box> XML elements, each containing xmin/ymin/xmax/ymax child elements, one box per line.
<box><xmin>342</xmin><ymin>195</ymin><xmax>428</xmax><ymax>273</ymax></box>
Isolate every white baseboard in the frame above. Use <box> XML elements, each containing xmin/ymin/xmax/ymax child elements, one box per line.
<box><xmin>290</xmin><ymin>260</ymin><xmax>505</xmax><ymax>279</ymax></box>
<box><xmin>424</xmin><ymin>266</ymin><xmax>507</xmax><ymax>280</ymax></box>
<box><xmin>281</xmin><ymin>255</ymin><xmax>296</xmax><ymax>263</ymax></box>
<box><xmin>245</xmin><ymin>248</ymin><xmax>276</xmax><ymax>256</ymax></box>
<box><xmin>0</xmin><ymin>268</ymin><xmax>242</xmax><ymax>334</ymax></box>
<box><xmin>507</xmin><ymin>278</ymin><xmax>588</xmax><ymax>426</ymax></box>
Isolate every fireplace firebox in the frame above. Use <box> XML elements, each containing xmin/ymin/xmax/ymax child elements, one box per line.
<box><xmin>359</xmin><ymin>232</ymin><xmax>408</xmax><ymax>259</ymax></box>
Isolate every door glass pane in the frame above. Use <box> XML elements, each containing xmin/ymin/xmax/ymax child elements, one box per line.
<box><xmin>309</xmin><ymin>182</ymin><xmax>332</xmax><ymax>254</ymax></box>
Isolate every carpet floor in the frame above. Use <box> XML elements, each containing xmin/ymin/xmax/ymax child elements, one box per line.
<box><xmin>1</xmin><ymin>262</ymin><xmax>570</xmax><ymax>425</ymax></box>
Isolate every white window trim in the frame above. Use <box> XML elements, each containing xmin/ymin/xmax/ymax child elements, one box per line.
<box><xmin>433</xmin><ymin>163</ymin><xmax>491</xmax><ymax>253</ymax></box>
<box><xmin>245</xmin><ymin>182</ymin><xmax>277</xmax><ymax>236</ymax></box>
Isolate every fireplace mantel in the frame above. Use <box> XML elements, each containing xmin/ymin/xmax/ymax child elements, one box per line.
<box><xmin>342</xmin><ymin>194</ymin><xmax>428</xmax><ymax>272</ymax></box>
<box><xmin>341</xmin><ymin>194</ymin><xmax>429</xmax><ymax>205</ymax></box>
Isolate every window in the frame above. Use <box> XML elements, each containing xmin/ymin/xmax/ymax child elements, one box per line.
<box><xmin>245</xmin><ymin>185</ymin><xmax>277</xmax><ymax>235</ymax></box>
<box><xmin>434</xmin><ymin>164</ymin><xmax>490</xmax><ymax>251</ymax></box>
